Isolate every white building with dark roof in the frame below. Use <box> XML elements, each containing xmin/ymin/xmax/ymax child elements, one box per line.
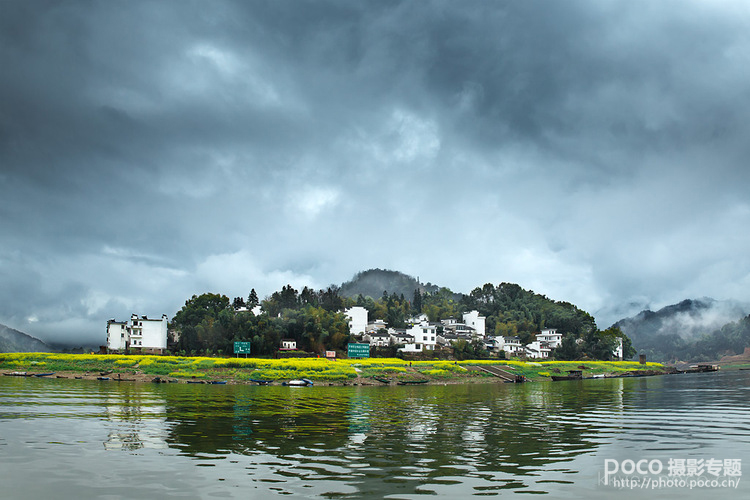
<box><xmin>107</xmin><ymin>314</ymin><xmax>168</xmax><ymax>354</ymax></box>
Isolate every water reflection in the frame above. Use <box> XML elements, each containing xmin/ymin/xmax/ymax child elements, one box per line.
<box><xmin>1</xmin><ymin>371</ymin><xmax>749</xmax><ymax>498</ymax></box>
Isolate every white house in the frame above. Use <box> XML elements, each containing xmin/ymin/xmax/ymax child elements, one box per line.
<box><xmin>405</xmin><ymin>322</ymin><xmax>438</xmax><ymax>351</ymax></box>
<box><xmin>106</xmin><ymin>320</ymin><xmax>129</xmax><ymax>351</ymax></box>
<box><xmin>364</xmin><ymin>330</ymin><xmax>391</xmax><ymax>347</ymax></box>
<box><xmin>128</xmin><ymin>314</ymin><xmax>168</xmax><ymax>353</ymax></box>
<box><xmin>345</xmin><ymin>306</ymin><xmax>368</xmax><ymax>336</ymax></box>
<box><xmin>485</xmin><ymin>335</ymin><xmax>505</xmax><ymax>354</ymax></box>
<box><xmin>462</xmin><ymin>310</ymin><xmax>486</xmax><ymax>337</ymax></box>
<box><xmin>525</xmin><ymin>340</ymin><xmax>551</xmax><ymax>359</ymax></box>
<box><xmin>503</xmin><ymin>336</ymin><xmax>524</xmax><ymax>356</ymax></box>
<box><xmin>280</xmin><ymin>339</ymin><xmax>297</xmax><ymax>350</ymax></box>
<box><xmin>107</xmin><ymin>314</ymin><xmax>168</xmax><ymax>354</ymax></box>
<box><xmin>536</xmin><ymin>328</ymin><xmax>562</xmax><ymax>349</ymax></box>
<box><xmin>613</xmin><ymin>337</ymin><xmax>624</xmax><ymax>360</ymax></box>
<box><xmin>366</xmin><ymin>319</ymin><xmax>388</xmax><ymax>334</ymax></box>
<box><xmin>406</xmin><ymin>313</ymin><xmax>428</xmax><ymax>325</ymax></box>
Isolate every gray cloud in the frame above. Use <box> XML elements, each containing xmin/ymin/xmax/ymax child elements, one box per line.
<box><xmin>2</xmin><ymin>0</ymin><xmax>750</xmax><ymax>344</ymax></box>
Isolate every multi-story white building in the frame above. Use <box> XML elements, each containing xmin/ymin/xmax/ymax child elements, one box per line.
<box><xmin>536</xmin><ymin>328</ymin><xmax>562</xmax><ymax>349</ymax></box>
<box><xmin>462</xmin><ymin>310</ymin><xmax>486</xmax><ymax>337</ymax></box>
<box><xmin>525</xmin><ymin>340</ymin><xmax>552</xmax><ymax>359</ymax></box>
<box><xmin>107</xmin><ymin>314</ymin><xmax>168</xmax><ymax>354</ymax></box>
<box><xmin>344</xmin><ymin>306</ymin><xmax>368</xmax><ymax>336</ymax></box>
<box><xmin>503</xmin><ymin>336</ymin><xmax>524</xmax><ymax>356</ymax></box>
<box><xmin>404</xmin><ymin>322</ymin><xmax>438</xmax><ymax>351</ymax></box>
<box><xmin>106</xmin><ymin>320</ymin><xmax>129</xmax><ymax>351</ymax></box>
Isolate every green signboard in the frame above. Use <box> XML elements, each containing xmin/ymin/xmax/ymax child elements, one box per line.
<box><xmin>347</xmin><ymin>343</ymin><xmax>370</xmax><ymax>358</ymax></box>
<box><xmin>234</xmin><ymin>342</ymin><xmax>252</xmax><ymax>354</ymax></box>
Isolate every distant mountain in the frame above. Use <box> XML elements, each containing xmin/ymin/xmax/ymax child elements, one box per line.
<box><xmin>0</xmin><ymin>323</ymin><xmax>54</xmax><ymax>353</ymax></box>
<box><xmin>339</xmin><ymin>269</ymin><xmax>442</xmax><ymax>299</ymax></box>
<box><xmin>613</xmin><ymin>298</ymin><xmax>749</xmax><ymax>362</ymax></box>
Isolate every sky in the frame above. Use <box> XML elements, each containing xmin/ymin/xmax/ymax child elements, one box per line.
<box><xmin>2</xmin><ymin>0</ymin><xmax>750</xmax><ymax>346</ymax></box>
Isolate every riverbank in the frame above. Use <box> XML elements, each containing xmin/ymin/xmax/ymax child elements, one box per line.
<box><xmin>0</xmin><ymin>353</ymin><xmax>670</xmax><ymax>385</ymax></box>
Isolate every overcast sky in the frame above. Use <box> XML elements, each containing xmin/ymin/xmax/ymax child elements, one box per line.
<box><xmin>2</xmin><ymin>0</ymin><xmax>750</xmax><ymax>345</ymax></box>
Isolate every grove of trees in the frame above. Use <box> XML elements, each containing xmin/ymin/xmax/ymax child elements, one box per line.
<box><xmin>169</xmin><ymin>281</ymin><xmax>636</xmax><ymax>360</ymax></box>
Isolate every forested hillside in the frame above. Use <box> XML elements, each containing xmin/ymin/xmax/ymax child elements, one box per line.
<box><xmin>170</xmin><ymin>272</ymin><xmax>633</xmax><ymax>360</ymax></box>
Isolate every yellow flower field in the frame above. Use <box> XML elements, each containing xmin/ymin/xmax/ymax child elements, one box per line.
<box><xmin>0</xmin><ymin>352</ymin><xmax>666</xmax><ymax>383</ymax></box>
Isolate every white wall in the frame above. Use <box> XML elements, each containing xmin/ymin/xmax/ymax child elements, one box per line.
<box><xmin>463</xmin><ymin>310</ymin><xmax>486</xmax><ymax>337</ymax></box>
<box><xmin>345</xmin><ymin>306</ymin><xmax>368</xmax><ymax>335</ymax></box>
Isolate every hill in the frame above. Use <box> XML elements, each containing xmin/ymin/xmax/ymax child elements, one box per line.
<box><xmin>613</xmin><ymin>298</ymin><xmax>749</xmax><ymax>362</ymax></box>
<box><xmin>0</xmin><ymin>323</ymin><xmax>54</xmax><ymax>353</ymax></box>
<box><xmin>339</xmin><ymin>269</ymin><xmax>442</xmax><ymax>299</ymax></box>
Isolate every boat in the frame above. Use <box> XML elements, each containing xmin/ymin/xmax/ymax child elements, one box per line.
<box><xmin>3</xmin><ymin>372</ymin><xmax>28</xmax><ymax>377</ymax></box>
<box><xmin>97</xmin><ymin>377</ymin><xmax>110</xmax><ymax>381</ymax></box>
<box><xmin>248</xmin><ymin>378</ymin><xmax>272</xmax><ymax>385</ymax></box>
<box><xmin>373</xmin><ymin>377</ymin><xmax>391</xmax><ymax>384</ymax></box>
<box><xmin>396</xmin><ymin>379</ymin><xmax>429</xmax><ymax>385</ymax></box>
<box><xmin>33</xmin><ymin>372</ymin><xmax>55</xmax><ymax>377</ymax></box>
<box><xmin>208</xmin><ymin>380</ymin><xmax>227</xmax><ymax>385</ymax></box>
<box><xmin>186</xmin><ymin>380</ymin><xmax>205</xmax><ymax>384</ymax></box>
<box><xmin>551</xmin><ymin>370</ymin><xmax>583</xmax><ymax>381</ymax></box>
<box><xmin>283</xmin><ymin>378</ymin><xmax>313</xmax><ymax>386</ymax></box>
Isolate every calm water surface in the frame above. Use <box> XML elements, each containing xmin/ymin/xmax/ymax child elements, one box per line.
<box><xmin>1</xmin><ymin>371</ymin><xmax>748</xmax><ymax>499</ymax></box>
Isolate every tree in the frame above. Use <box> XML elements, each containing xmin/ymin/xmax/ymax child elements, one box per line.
<box><xmin>412</xmin><ymin>289</ymin><xmax>423</xmax><ymax>314</ymax></box>
<box><xmin>552</xmin><ymin>335</ymin><xmax>581</xmax><ymax>360</ymax></box>
<box><xmin>247</xmin><ymin>289</ymin><xmax>259</xmax><ymax>308</ymax></box>
<box><xmin>232</xmin><ymin>297</ymin><xmax>246</xmax><ymax>310</ymax></box>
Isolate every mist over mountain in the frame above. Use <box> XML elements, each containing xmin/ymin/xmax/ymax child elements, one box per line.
<box><xmin>0</xmin><ymin>323</ymin><xmax>53</xmax><ymax>353</ymax></box>
<box><xmin>613</xmin><ymin>298</ymin><xmax>750</xmax><ymax>361</ymax></box>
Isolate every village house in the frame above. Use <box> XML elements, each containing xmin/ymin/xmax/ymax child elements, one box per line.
<box><xmin>106</xmin><ymin>314</ymin><xmax>168</xmax><ymax>354</ymax></box>
<box><xmin>503</xmin><ymin>336</ymin><xmax>524</xmax><ymax>356</ymax></box>
<box><xmin>536</xmin><ymin>328</ymin><xmax>562</xmax><ymax>348</ymax></box>
<box><xmin>344</xmin><ymin>306</ymin><xmax>368</xmax><ymax>336</ymax></box>
<box><xmin>280</xmin><ymin>339</ymin><xmax>297</xmax><ymax>350</ymax></box>
<box><xmin>365</xmin><ymin>319</ymin><xmax>388</xmax><ymax>334</ymax></box>
<box><xmin>364</xmin><ymin>330</ymin><xmax>391</xmax><ymax>347</ymax></box>
<box><xmin>462</xmin><ymin>310</ymin><xmax>486</xmax><ymax>337</ymax></box>
<box><xmin>399</xmin><ymin>321</ymin><xmax>438</xmax><ymax>352</ymax></box>
<box><xmin>525</xmin><ymin>340</ymin><xmax>552</xmax><ymax>359</ymax></box>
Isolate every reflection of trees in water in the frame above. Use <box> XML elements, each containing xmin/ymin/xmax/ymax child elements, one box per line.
<box><xmin>155</xmin><ymin>380</ymin><xmax>638</xmax><ymax>495</ymax></box>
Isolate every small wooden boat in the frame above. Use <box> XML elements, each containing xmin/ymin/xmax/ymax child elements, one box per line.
<box><xmin>186</xmin><ymin>380</ymin><xmax>205</xmax><ymax>384</ymax></box>
<box><xmin>373</xmin><ymin>377</ymin><xmax>391</xmax><ymax>384</ymax></box>
<box><xmin>551</xmin><ymin>370</ymin><xmax>583</xmax><ymax>381</ymax></box>
<box><xmin>248</xmin><ymin>378</ymin><xmax>272</xmax><ymax>385</ymax></box>
<box><xmin>33</xmin><ymin>372</ymin><xmax>55</xmax><ymax>377</ymax></box>
<box><xmin>397</xmin><ymin>379</ymin><xmax>429</xmax><ymax>385</ymax></box>
<box><xmin>4</xmin><ymin>372</ymin><xmax>28</xmax><ymax>377</ymax></box>
<box><xmin>283</xmin><ymin>378</ymin><xmax>313</xmax><ymax>386</ymax></box>
<box><xmin>100</xmin><ymin>370</ymin><xmax>113</xmax><ymax>376</ymax></box>
<box><xmin>208</xmin><ymin>380</ymin><xmax>227</xmax><ymax>385</ymax></box>
<box><xmin>97</xmin><ymin>377</ymin><xmax>110</xmax><ymax>381</ymax></box>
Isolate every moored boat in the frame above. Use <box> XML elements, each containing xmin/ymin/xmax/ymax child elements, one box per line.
<box><xmin>283</xmin><ymin>378</ymin><xmax>313</xmax><ymax>386</ymax></box>
<box><xmin>396</xmin><ymin>379</ymin><xmax>429</xmax><ymax>385</ymax></box>
<box><xmin>551</xmin><ymin>370</ymin><xmax>583</xmax><ymax>381</ymax></box>
<box><xmin>248</xmin><ymin>378</ymin><xmax>272</xmax><ymax>385</ymax></box>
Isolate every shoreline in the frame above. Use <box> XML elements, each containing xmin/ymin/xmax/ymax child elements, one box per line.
<box><xmin>3</xmin><ymin>367</ymin><xmax>673</xmax><ymax>386</ymax></box>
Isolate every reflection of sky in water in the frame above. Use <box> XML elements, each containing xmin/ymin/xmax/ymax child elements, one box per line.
<box><xmin>0</xmin><ymin>372</ymin><xmax>748</xmax><ymax>498</ymax></box>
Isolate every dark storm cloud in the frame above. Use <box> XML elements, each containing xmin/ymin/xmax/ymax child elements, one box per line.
<box><xmin>2</xmin><ymin>0</ymin><xmax>750</xmax><ymax>344</ymax></box>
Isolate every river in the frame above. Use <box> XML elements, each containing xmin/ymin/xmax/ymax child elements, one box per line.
<box><xmin>1</xmin><ymin>370</ymin><xmax>748</xmax><ymax>499</ymax></box>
